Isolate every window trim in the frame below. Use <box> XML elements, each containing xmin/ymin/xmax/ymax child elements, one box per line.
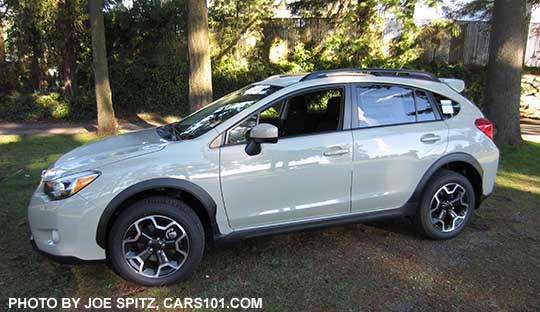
<box><xmin>351</xmin><ymin>83</ymin><xmax>443</xmax><ymax>131</ymax></box>
<box><xmin>415</xmin><ymin>89</ymin><xmax>443</xmax><ymax>122</ymax></box>
<box><xmin>426</xmin><ymin>90</ymin><xmax>444</xmax><ymax>120</ymax></box>
<box><xmin>221</xmin><ymin>84</ymin><xmax>350</xmax><ymax>147</ymax></box>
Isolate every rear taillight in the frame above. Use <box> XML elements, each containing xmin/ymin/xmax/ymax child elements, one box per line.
<box><xmin>475</xmin><ymin>118</ymin><xmax>494</xmax><ymax>140</ymax></box>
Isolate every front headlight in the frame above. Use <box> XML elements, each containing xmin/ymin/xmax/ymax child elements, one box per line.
<box><xmin>44</xmin><ymin>170</ymin><xmax>100</xmax><ymax>200</ymax></box>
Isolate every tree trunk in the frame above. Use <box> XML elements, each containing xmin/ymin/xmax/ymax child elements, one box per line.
<box><xmin>187</xmin><ymin>0</ymin><xmax>213</xmax><ymax>112</ymax></box>
<box><xmin>0</xmin><ymin>23</ymin><xmax>5</xmax><ymax>84</ymax></box>
<box><xmin>24</xmin><ymin>3</ymin><xmax>46</xmax><ymax>91</ymax></box>
<box><xmin>61</xmin><ymin>39</ymin><xmax>77</xmax><ymax>101</ymax></box>
<box><xmin>261</xmin><ymin>22</ymin><xmax>278</xmax><ymax>63</ymax></box>
<box><xmin>89</xmin><ymin>0</ymin><xmax>117</xmax><ymax>135</ymax></box>
<box><xmin>57</xmin><ymin>0</ymin><xmax>77</xmax><ymax>102</ymax></box>
<box><xmin>483</xmin><ymin>0</ymin><xmax>526</xmax><ymax>146</ymax></box>
<box><xmin>0</xmin><ymin>23</ymin><xmax>5</xmax><ymax>66</ymax></box>
<box><xmin>30</xmin><ymin>35</ymin><xmax>43</xmax><ymax>90</ymax></box>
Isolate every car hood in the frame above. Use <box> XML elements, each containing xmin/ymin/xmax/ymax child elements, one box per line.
<box><xmin>49</xmin><ymin>128</ymin><xmax>169</xmax><ymax>176</ymax></box>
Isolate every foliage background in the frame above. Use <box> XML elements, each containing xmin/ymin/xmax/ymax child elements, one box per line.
<box><xmin>0</xmin><ymin>0</ymin><xmax>501</xmax><ymax>122</ymax></box>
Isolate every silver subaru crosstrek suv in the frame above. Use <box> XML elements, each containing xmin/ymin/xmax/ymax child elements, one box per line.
<box><xmin>28</xmin><ymin>69</ymin><xmax>499</xmax><ymax>286</ymax></box>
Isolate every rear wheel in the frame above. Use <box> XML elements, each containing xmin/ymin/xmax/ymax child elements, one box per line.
<box><xmin>415</xmin><ymin>170</ymin><xmax>475</xmax><ymax>240</ymax></box>
<box><xmin>108</xmin><ymin>197</ymin><xmax>204</xmax><ymax>286</ymax></box>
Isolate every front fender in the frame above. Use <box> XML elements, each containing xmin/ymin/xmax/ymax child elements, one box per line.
<box><xmin>95</xmin><ymin>178</ymin><xmax>217</xmax><ymax>248</ymax></box>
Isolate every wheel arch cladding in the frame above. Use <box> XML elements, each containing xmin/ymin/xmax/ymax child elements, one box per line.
<box><xmin>96</xmin><ymin>178</ymin><xmax>218</xmax><ymax>249</ymax></box>
<box><xmin>409</xmin><ymin>153</ymin><xmax>483</xmax><ymax>209</ymax></box>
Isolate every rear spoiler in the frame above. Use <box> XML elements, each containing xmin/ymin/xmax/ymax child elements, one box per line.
<box><xmin>440</xmin><ymin>78</ymin><xmax>465</xmax><ymax>93</ymax></box>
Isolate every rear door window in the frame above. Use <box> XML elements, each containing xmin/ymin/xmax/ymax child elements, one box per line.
<box><xmin>355</xmin><ymin>85</ymin><xmax>416</xmax><ymax>128</ymax></box>
<box><xmin>354</xmin><ymin>85</ymin><xmax>443</xmax><ymax>128</ymax></box>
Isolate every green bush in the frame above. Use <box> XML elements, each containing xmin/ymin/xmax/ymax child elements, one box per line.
<box><xmin>109</xmin><ymin>57</ymin><xmax>190</xmax><ymax>116</ymax></box>
<box><xmin>109</xmin><ymin>57</ymin><xmax>275</xmax><ymax>117</ymax></box>
<box><xmin>212</xmin><ymin>59</ymin><xmax>284</xmax><ymax>99</ymax></box>
<box><xmin>0</xmin><ymin>58</ymin><xmax>487</xmax><ymax>122</ymax></box>
<box><xmin>0</xmin><ymin>91</ymin><xmax>70</xmax><ymax>122</ymax></box>
<box><xmin>412</xmin><ymin>62</ymin><xmax>486</xmax><ymax>108</ymax></box>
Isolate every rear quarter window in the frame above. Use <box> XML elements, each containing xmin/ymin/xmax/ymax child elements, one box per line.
<box><xmin>433</xmin><ymin>93</ymin><xmax>461</xmax><ymax>119</ymax></box>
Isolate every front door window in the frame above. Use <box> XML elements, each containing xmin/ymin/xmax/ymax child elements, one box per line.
<box><xmin>226</xmin><ymin>87</ymin><xmax>344</xmax><ymax>145</ymax></box>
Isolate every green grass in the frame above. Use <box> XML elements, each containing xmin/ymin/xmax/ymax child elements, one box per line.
<box><xmin>1</xmin><ymin>135</ymin><xmax>539</xmax><ymax>311</ymax></box>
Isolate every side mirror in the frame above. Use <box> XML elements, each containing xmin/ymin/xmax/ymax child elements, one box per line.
<box><xmin>245</xmin><ymin>123</ymin><xmax>278</xmax><ymax>156</ymax></box>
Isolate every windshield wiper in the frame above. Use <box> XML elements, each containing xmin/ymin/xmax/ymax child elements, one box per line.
<box><xmin>156</xmin><ymin>124</ymin><xmax>181</xmax><ymax>141</ymax></box>
<box><xmin>169</xmin><ymin>124</ymin><xmax>183</xmax><ymax>141</ymax></box>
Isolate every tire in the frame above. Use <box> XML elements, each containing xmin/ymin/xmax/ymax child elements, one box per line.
<box><xmin>108</xmin><ymin>196</ymin><xmax>205</xmax><ymax>286</ymax></box>
<box><xmin>415</xmin><ymin>169</ymin><xmax>476</xmax><ymax>240</ymax></box>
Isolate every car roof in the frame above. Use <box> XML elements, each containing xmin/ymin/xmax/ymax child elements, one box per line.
<box><xmin>253</xmin><ymin>74</ymin><xmax>306</xmax><ymax>87</ymax></box>
<box><xmin>252</xmin><ymin>68</ymin><xmax>463</xmax><ymax>93</ymax></box>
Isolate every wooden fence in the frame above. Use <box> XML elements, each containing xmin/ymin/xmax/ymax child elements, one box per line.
<box><xmin>240</xmin><ymin>18</ymin><xmax>540</xmax><ymax>67</ymax></box>
<box><xmin>526</xmin><ymin>23</ymin><xmax>540</xmax><ymax>67</ymax></box>
<box><xmin>424</xmin><ymin>21</ymin><xmax>540</xmax><ymax>67</ymax></box>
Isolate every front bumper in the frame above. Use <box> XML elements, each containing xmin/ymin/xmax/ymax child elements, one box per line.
<box><xmin>29</xmin><ymin>235</ymin><xmax>103</xmax><ymax>264</ymax></box>
<box><xmin>27</xmin><ymin>183</ymin><xmax>106</xmax><ymax>261</ymax></box>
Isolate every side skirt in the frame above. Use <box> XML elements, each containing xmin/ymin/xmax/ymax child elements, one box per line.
<box><xmin>214</xmin><ymin>202</ymin><xmax>417</xmax><ymax>245</ymax></box>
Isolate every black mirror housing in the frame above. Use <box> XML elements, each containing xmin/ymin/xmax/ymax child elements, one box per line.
<box><xmin>245</xmin><ymin>140</ymin><xmax>262</xmax><ymax>156</ymax></box>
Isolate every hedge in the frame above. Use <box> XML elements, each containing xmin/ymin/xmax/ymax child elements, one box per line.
<box><xmin>0</xmin><ymin>60</ymin><xmax>486</xmax><ymax>122</ymax></box>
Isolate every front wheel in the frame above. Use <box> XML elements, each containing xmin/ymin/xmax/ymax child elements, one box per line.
<box><xmin>108</xmin><ymin>197</ymin><xmax>205</xmax><ymax>286</ymax></box>
<box><xmin>415</xmin><ymin>170</ymin><xmax>476</xmax><ymax>240</ymax></box>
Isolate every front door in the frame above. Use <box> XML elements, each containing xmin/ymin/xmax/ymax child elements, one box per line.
<box><xmin>220</xmin><ymin>86</ymin><xmax>353</xmax><ymax>229</ymax></box>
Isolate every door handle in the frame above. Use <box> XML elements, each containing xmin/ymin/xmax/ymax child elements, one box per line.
<box><xmin>323</xmin><ymin>147</ymin><xmax>350</xmax><ymax>156</ymax></box>
<box><xmin>420</xmin><ymin>133</ymin><xmax>441</xmax><ymax>143</ymax></box>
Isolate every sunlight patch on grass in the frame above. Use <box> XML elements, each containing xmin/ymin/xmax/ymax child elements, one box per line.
<box><xmin>0</xmin><ymin>134</ymin><xmax>22</xmax><ymax>144</ymax></box>
<box><xmin>499</xmin><ymin>141</ymin><xmax>540</xmax><ymax>173</ymax></box>
<box><xmin>523</xmin><ymin>135</ymin><xmax>540</xmax><ymax>143</ymax></box>
<box><xmin>496</xmin><ymin>175</ymin><xmax>540</xmax><ymax>195</ymax></box>
<box><xmin>497</xmin><ymin>171</ymin><xmax>540</xmax><ymax>195</ymax></box>
<box><xmin>0</xmin><ymin>134</ymin><xmax>97</xmax><ymax>179</ymax></box>
<box><xmin>496</xmin><ymin>141</ymin><xmax>540</xmax><ymax>196</ymax></box>
<box><xmin>72</xmin><ymin>132</ymin><xmax>97</xmax><ymax>143</ymax></box>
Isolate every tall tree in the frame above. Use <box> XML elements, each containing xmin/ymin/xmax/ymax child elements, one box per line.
<box><xmin>483</xmin><ymin>0</ymin><xmax>527</xmax><ymax>146</ymax></box>
<box><xmin>0</xmin><ymin>2</ymin><xmax>6</xmax><ymax>69</ymax></box>
<box><xmin>0</xmin><ymin>19</ymin><xmax>6</xmax><ymax>85</ymax></box>
<box><xmin>187</xmin><ymin>0</ymin><xmax>213</xmax><ymax>112</ymax></box>
<box><xmin>89</xmin><ymin>0</ymin><xmax>117</xmax><ymax>135</ymax></box>
<box><xmin>7</xmin><ymin>0</ymin><xmax>54</xmax><ymax>90</ymax></box>
<box><xmin>56</xmin><ymin>0</ymin><xmax>77</xmax><ymax>102</ymax></box>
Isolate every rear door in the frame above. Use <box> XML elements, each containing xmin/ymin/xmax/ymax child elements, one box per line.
<box><xmin>350</xmin><ymin>84</ymin><xmax>449</xmax><ymax>213</ymax></box>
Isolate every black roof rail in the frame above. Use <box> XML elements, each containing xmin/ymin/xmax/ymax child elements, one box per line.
<box><xmin>299</xmin><ymin>68</ymin><xmax>439</xmax><ymax>82</ymax></box>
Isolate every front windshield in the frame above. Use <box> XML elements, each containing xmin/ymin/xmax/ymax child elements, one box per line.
<box><xmin>158</xmin><ymin>84</ymin><xmax>282</xmax><ymax>141</ymax></box>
